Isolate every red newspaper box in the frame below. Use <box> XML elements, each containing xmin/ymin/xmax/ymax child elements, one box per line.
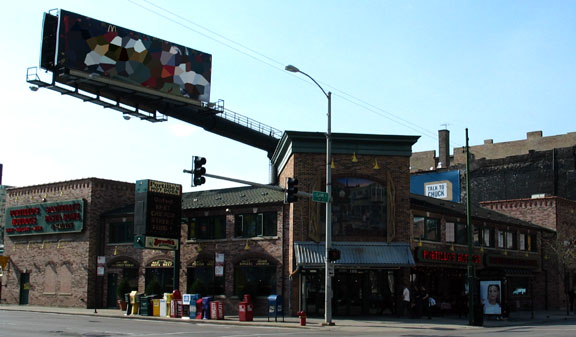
<box><xmin>210</xmin><ymin>301</ymin><xmax>224</xmax><ymax>320</ymax></box>
<box><xmin>238</xmin><ymin>301</ymin><xmax>254</xmax><ymax>321</ymax></box>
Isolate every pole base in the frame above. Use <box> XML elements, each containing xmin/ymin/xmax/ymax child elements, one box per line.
<box><xmin>321</xmin><ymin>322</ymin><xmax>336</xmax><ymax>326</ymax></box>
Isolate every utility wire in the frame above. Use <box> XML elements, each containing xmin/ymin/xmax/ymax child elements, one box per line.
<box><xmin>128</xmin><ymin>0</ymin><xmax>442</xmax><ymax>144</ymax></box>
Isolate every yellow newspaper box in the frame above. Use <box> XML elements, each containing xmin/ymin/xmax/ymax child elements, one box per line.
<box><xmin>130</xmin><ymin>291</ymin><xmax>139</xmax><ymax>315</ymax></box>
<box><xmin>152</xmin><ymin>299</ymin><xmax>161</xmax><ymax>316</ymax></box>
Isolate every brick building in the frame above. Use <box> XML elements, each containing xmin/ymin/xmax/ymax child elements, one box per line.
<box><xmin>1</xmin><ymin>178</ymin><xmax>134</xmax><ymax>307</ymax></box>
<box><xmin>0</xmin><ymin>131</ymin><xmax>562</xmax><ymax>317</ymax></box>
<box><xmin>410</xmin><ymin>194</ymin><xmax>552</xmax><ymax>315</ymax></box>
<box><xmin>481</xmin><ymin>196</ymin><xmax>576</xmax><ymax>311</ymax></box>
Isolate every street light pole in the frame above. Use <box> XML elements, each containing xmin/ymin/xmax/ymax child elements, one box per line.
<box><xmin>285</xmin><ymin>65</ymin><xmax>334</xmax><ymax>326</ymax></box>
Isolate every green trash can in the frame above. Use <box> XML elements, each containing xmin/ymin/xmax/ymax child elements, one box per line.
<box><xmin>140</xmin><ymin>295</ymin><xmax>152</xmax><ymax>316</ymax></box>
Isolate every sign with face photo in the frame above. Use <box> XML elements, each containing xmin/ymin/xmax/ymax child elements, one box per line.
<box><xmin>480</xmin><ymin>280</ymin><xmax>502</xmax><ymax>315</ymax></box>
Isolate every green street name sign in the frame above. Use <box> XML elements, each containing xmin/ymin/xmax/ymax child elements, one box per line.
<box><xmin>312</xmin><ymin>191</ymin><xmax>329</xmax><ymax>203</ymax></box>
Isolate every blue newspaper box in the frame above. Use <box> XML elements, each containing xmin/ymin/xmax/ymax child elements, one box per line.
<box><xmin>189</xmin><ymin>294</ymin><xmax>201</xmax><ymax>319</ymax></box>
<box><xmin>267</xmin><ymin>294</ymin><xmax>284</xmax><ymax>322</ymax></box>
<box><xmin>202</xmin><ymin>296</ymin><xmax>213</xmax><ymax>319</ymax></box>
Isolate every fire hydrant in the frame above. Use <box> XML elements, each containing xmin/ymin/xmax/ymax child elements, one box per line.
<box><xmin>297</xmin><ymin>311</ymin><xmax>306</xmax><ymax>326</ymax></box>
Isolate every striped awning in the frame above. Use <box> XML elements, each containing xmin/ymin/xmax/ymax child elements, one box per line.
<box><xmin>294</xmin><ymin>241</ymin><xmax>415</xmax><ymax>268</ymax></box>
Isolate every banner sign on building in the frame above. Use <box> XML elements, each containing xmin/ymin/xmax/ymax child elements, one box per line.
<box><xmin>40</xmin><ymin>9</ymin><xmax>212</xmax><ymax>103</ymax></box>
<box><xmin>5</xmin><ymin>200</ymin><xmax>85</xmax><ymax>236</ymax></box>
<box><xmin>134</xmin><ymin>179</ymin><xmax>182</xmax><ymax>242</ymax></box>
<box><xmin>410</xmin><ymin>170</ymin><xmax>461</xmax><ymax>202</ymax></box>
<box><xmin>416</xmin><ymin>248</ymin><xmax>482</xmax><ymax>265</ymax></box>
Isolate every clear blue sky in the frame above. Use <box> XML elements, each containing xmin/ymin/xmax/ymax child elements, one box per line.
<box><xmin>2</xmin><ymin>0</ymin><xmax>575</xmax><ymax>192</ymax></box>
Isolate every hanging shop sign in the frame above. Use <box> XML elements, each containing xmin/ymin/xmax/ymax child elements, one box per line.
<box><xmin>134</xmin><ymin>235</ymin><xmax>179</xmax><ymax>250</ymax></box>
<box><xmin>416</xmin><ymin>248</ymin><xmax>482</xmax><ymax>265</ymax></box>
<box><xmin>134</xmin><ymin>179</ymin><xmax>182</xmax><ymax>244</ymax></box>
<box><xmin>484</xmin><ymin>255</ymin><xmax>539</xmax><ymax>269</ymax></box>
<box><xmin>5</xmin><ymin>200</ymin><xmax>85</xmax><ymax>236</ymax></box>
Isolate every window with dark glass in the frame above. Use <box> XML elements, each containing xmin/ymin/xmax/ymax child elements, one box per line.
<box><xmin>529</xmin><ymin>233</ymin><xmax>538</xmax><ymax>252</ymax></box>
<box><xmin>187</xmin><ymin>258</ymin><xmax>224</xmax><ymax>295</ymax></box>
<box><xmin>473</xmin><ymin>225</ymin><xmax>481</xmax><ymax>246</ymax></box>
<box><xmin>455</xmin><ymin>222</ymin><xmax>468</xmax><ymax>244</ymax></box>
<box><xmin>414</xmin><ymin>217</ymin><xmax>441</xmax><ymax>241</ymax></box>
<box><xmin>234</xmin><ymin>259</ymin><xmax>276</xmax><ymax>296</ymax></box>
<box><xmin>109</xmin><ymin>221</ymin><xmax>134</xmax><ymax>243</ymax></box>
<box><xmin>484</xmin><ymin>228</ymin><xmax>494</xmax><ymax>247</ymax></box>
<box><xmin>234</xmin><ymin>212</ymin><xmax>277</xmax><ymax>238</ymax></box>
<box><xmin>188</xmin><ymin>216</ymin><xmax>226</xmax><ymax>240</ymax></box>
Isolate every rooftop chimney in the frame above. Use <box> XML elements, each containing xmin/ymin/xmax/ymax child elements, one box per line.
<box><xmin>438</xmin><ymin>129</ymin><xmax>450</xmax><ymax>169</ymax></box>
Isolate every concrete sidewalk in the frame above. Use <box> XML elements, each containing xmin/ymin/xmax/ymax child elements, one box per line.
<box><xmin>0</xmin><ymin>304</ymin><xmax>574</xmax><ymax>330</ymax></box>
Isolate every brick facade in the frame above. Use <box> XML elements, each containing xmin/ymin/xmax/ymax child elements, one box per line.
<box><xmin>2</xmin><ymin>178</ymin><xmax>134</xmax><ymax>307</ymax></box>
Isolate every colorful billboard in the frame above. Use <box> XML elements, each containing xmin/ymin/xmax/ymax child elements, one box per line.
<box><xmin>5</xmin><ymin>200</ymin><xmax>85</xmax><ymax>236</ymax></box>
<box><xmin>41</xmin><ymin>9</ymin><xmax>211</xmax><ymax>103</ymax></box>
<box><xmin>410</xmin><ymin>170</ymin><xmax>461</xmax><ymax>202</ymax></box>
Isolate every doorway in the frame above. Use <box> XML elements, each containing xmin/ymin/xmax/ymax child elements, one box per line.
<box><xmin>19</xmin><ymin>273</ymin><xmax>30</xmax><ymax>305</ymax></box>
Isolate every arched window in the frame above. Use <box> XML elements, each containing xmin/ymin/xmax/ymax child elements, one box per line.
<box><xmin>145</xmin><ymin>259</ymin><xmax>174</xmax><ymax>294</ymax></box>
<box><xmin>332</xmin><ymin>177</ymin><xmax>387</xmax><ymax>237</ymax></box>
<box><xmin>187</xmin><ymin>255</ymin><xmax>225</xmax><ymax>296</ymax></box>
<box><xmin>234</xmin><ymin>258</ymin><xmax>276</xmax><ymax>297</ymax></box>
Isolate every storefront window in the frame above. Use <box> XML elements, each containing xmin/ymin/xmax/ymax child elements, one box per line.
<box><xmin>414</xmin><ymin>217</ymin><xmax>441</xmax><ymax>241</ymax></box>
<box><xmin>145</xmin><ymin>259</ymin><xmax>174</xmax><ymax>294</ymax></box>
<box><xmin>234</xmin><ymin>258</ymin><xmax>276</xmax><ymax>296</ymax></box>
<box><xmin>188</xmin><ymin>216</ymin><xmax>226</xmax><ymax>240</ymax></box>
<box><xmin>109</xmin><ymin>221</ymin><xmax>134</xmax><ymax>243</ymax></box>
<box><xmin>332</xmin><ymin>178</ymin><xmax>387</xmax><ymax>237</ymax></box>
<box><xmin>234</xmin><ymin>212</ymin><xmax>277</xmax><ymax>238</ymax></box>
<box><xmin>187</xmin><ymin>258</ymin><xmax>224</xmax><ymax>295</ymax></box>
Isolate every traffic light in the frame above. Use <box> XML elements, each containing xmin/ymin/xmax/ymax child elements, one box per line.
<box><xmin>285</xmin><ymin>177</ymin><xmax>299</xmax><ymax>203</ymax></box>
<box><xmin>328</xmin><ymin>248</ymin><xmax>341</xmax><ymax>262</ymax></box>
<box><xmin>192</xmin><ymin>156</ymin><xmax>207</xmax><ymax>187</ymax></box>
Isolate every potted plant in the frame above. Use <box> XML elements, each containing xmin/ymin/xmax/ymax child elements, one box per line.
<box><xmin>117</xmin><ymin>278</ymin><xmax>130</xmax><ymax>310</ymax></box>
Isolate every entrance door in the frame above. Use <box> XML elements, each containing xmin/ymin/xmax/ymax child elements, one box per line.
<box><xmin>19</xmin><ymin>273</ymin><xmax>30</xmax><ymax>305</ymax></box>
<box><xmin>107</xmin><ymin>273</ymin><xmax>119</xmax><ymax>308</ymax></box>
<box><xmin>333</xmin><ymin>270</ymin><xmax>365</xmax><ymax>315</ymax></box>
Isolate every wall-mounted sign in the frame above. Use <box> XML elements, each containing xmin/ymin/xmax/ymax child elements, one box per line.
<box><xmin>97</xmin><ymin>256</ymin><xmax>106</xmax><ymax>276</ymax></box>
<box><xmin>485</xmin><ymin>255</ymin><xmax>538</xmax><ymax>269</ymax></box>
<box><xmin>417</xmin><ymin>248</ymin><xmax>481</xmax><ymax>265</ymax></box>
<box><xmin>5</xmin><ymin>200</ymin><xmax>85</xmax><ymax>236</ymax></box>
<box><xmin>134</xmin><ymin>234</ymin><xmax>179</xmax><ymax>250</ymax></box>
<box><xmin>150</xmin><ymin>259</ymin><xmax>173</xmax><ymax>268</ymax></box>
<box><xmin>134</xmin><ymin>180</ymin><xmax>182</xmax><ymax>241</ymax></box>
<box><xmin>110</xmin><ymin>260</ymin><xmax>137</xmax><ymax>268</ymax></box>
<box><xmin>215</xmin><ymin>253</ymin><xmax>224</xmax><ymax>277</ymax></box>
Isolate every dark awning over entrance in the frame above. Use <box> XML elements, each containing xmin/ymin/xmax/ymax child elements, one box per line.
<box><xmin>294</xmin><ymin>241</ymin><xmax>415</xmax><ymax>268</ymax></box>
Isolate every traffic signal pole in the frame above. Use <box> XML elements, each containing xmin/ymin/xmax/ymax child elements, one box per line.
<box><xmin>182</xmin><ymin>170</ymin><xmax>313</xmax><ymax>198</ymax></box>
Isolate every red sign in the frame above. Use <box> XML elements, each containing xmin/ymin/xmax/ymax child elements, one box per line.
<box><xmin>419</xmin><ymin>249</ymin><xmax>481</xmax><ymax>264</ymax></box>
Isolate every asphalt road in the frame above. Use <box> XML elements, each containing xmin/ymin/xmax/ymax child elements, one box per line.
<box><xmin>0</xmin><ymin>311</ymin><xmax>575</xmax><ymax>337</ymax></box>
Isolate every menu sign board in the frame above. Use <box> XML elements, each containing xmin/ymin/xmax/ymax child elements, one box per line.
<box><xmin>5</xmin><ymin>200</ymin><xmax>85</xmax><ymax>236</ymax></box>
<box><xmin>134</xmin><ymin>180</ymin><xmax>182</xmax><ymax>239</ymax></box>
